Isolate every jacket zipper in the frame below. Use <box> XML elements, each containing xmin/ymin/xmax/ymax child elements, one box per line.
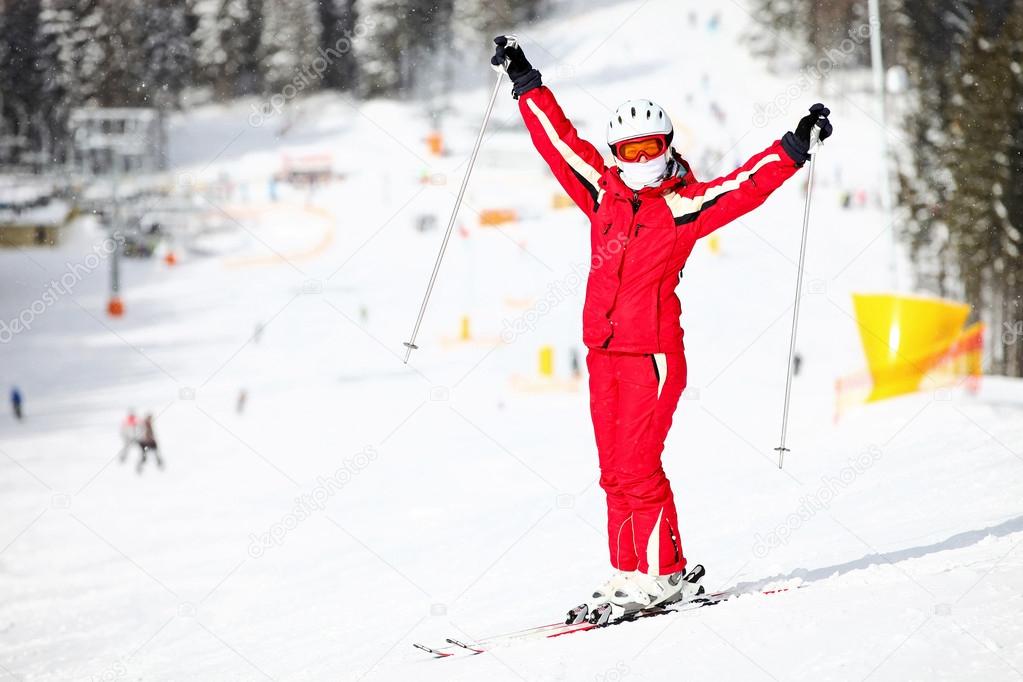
<box><xmin>654</xmin><ymin>231</ymin><xmax>679</xmax><ymax>354</ymax></box>
<box><xmin>601</xmin><ymin>193</ymin><xmax>642</xmax><ymax>348</ymax></box>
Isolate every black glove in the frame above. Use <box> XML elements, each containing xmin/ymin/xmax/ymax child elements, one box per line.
<box><xmin>491</xmin><ymin>36</ymin><xmax>542</xmax><ymax>99</ymax></box>
<box><xmin>781</xmin><ymin>103</ymin><xmax>833</xmax><ymax>165</ymax></box>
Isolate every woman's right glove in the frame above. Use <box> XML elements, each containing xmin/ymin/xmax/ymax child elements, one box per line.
<box><xmin>491</xmin><ymin>36</ymin><xmax>542</xmax><ymax>99</ymax></box>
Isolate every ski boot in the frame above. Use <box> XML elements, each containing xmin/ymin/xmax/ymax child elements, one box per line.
<box><xmin>565</xmin><ymin>571</ymin><xmax>632</xmax><ymax>625</ymax></box>
<box><xmin>587</xmin><ymin>564</ymin><xmax>706</xmax><ymax>626</ymax></box>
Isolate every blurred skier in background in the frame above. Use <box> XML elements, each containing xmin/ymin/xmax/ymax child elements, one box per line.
<box><xmin>118</xmin><ymin>409</ymin><xmax>139</xmax><ymax>462</ymax></box>
<box><xmin>136</xmin><ymin>413</ymin><xmax>164</xmax><ymax>473</ymax></box>
<box><xmin>492</xmin><ymin>36</ymin><xmax>832</xmax><ymax>625</ymax></box>
<box><xmin>10</xmin><ymin>386</ymin><xmax>23</xmax><ymax>421</ymax></box>
<box><xmin>236</xmin><ymin>388</ymin><xmax>248</xmax><ymax>414</ymax></box>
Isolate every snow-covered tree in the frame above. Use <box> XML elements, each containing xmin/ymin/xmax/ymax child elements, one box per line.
<box><xmin>188</xmin><ymin>0</ymin><xmax>223</xmax><ymax>95</ymax></box>
<box><xmin>352</xmin><ymin>0</ymin><xmax>403</xmax><ymax>96</ymax></box>
<box><xmin>91</xmin><ymin>0</ymin><xmax>150</xmax><ymax>107</ymax></box>
<box><xmin>896</xmin><ymin>0</ymin><xmax>1023</xmax><ymax>376</ymax></box>
<box><xmin>0</xmin><ymin>0</ymin><xmax>50</xmax><ymax>164</ymax></box>
<box><xmin>317</xmin><ymin>0</ymin><xmax>359</xmax><ymax>92</ymax></box>
<box><xmin>261</xmin><ymin>0</ymin><xmax>321</xmax><ymax>93</ymax></box>
<box><xmin>136</xmin><ymin>0</ymin><xmax>196</xmax><ymax>108</ymax></box>
<box><xmin>59</xmin><ymin>0</ymin><xmax>105</xmax><ymax>106</ymax></box>
<box><xmin>35</xmin><ymin>0</ymin><xmax>75</xmax><ymax>163</ymax></box>
<box><xmin>217</xmin><ymin>0</ymin><xmax>264</xmax><ymax>97</ymax></box>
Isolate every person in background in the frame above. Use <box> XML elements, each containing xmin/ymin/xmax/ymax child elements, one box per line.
<box><xmin>570</xmin><ymin>348</ymin><xmax>582</xmax><ymax>380</ymax></box>
<box><xmin>118</xmin><ymin>409</ymin><xmax>139</xmax><ymax>462</ymax></box>
<box><xmin>136</xmin><ymin>413</ymin><xmax>164</xmax><ymax>473</ymax></box>
<box><xmin>10</xmin><ymin>386</ymin><xmax>23</xmax><ymax>421</ymax></box>
<box><xmin>236</xmin><ymin>388</ymin><xmax>248</xmax><ymax>415</ymax></box>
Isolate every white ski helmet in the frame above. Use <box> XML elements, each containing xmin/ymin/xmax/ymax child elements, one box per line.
<box><xmin>606</xmin><ymin>99</ymin><xmax>674</xmax><ymax>149</ymax></box>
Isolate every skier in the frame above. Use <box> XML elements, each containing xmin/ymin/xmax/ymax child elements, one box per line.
<box><xmin>491</xmin><ymin>36</ymin><xmax>833</xmax><ymax>624</ymax></box>
<box><xmin>10</xmin><ymin>386</ymin><xmax>22</xmax><ymax>421</ymax></box>
<box><xmin>136</xmin><ymin>413</ymin><xmax>164</xmax><ymax>473</ymax></box>
<box><xmin>236</xmin><ymin>388</ymin><xmax>248</xmax><ymax>414</ymax></box>
<box><xmin>118</xmin><ymin>409</ymin><xmax>140</xmax><ymax>462</ymax></box>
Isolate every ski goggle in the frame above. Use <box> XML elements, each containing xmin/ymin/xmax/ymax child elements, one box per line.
<box><xmin>612</xmin><ymin>134</ymin><xmax>669</xmax><ymax>162</ymax></box>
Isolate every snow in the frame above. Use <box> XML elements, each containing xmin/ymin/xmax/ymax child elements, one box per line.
<box><xmin>2</xmin><ymin>0</ymin><xmax>1023</xmax><ymax>680</ymax></box>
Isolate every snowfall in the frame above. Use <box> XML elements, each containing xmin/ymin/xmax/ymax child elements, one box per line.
<box><xmin>2</xmin><ymin>1</ymin><xmax>1022</xmax><ymax>680</ymax></box>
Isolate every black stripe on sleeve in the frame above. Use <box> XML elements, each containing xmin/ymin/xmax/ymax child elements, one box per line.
<box><xmin>570</xmin><ymin>167</ymin><xmax>600</xmax><ymax>211</ymax></box>
<box><xmin>673</xmin><ymin>194</ymin><xmax>722</xmax><ymax>226</ymax></box>
<box><xmin>672</xmin><ymin>159</ymin><xmax>773</xmax><ymax>226</ymax></box>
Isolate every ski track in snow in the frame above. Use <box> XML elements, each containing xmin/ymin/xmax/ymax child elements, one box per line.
<box><xmin>2</xmin><ymin>0</ymin><xmax>1023</xmax><ymax>680</ymax></box>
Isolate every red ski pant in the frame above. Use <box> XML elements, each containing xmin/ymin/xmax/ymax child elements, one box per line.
<box><xmin>587</xmin><ymin>349</ymin><xmax>687</xmax><ymax>576</ymax></box>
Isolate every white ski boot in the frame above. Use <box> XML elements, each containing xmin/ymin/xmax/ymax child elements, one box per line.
<box><xmin>587</xmin><ymin>564</ymin><xmax>706</xmax><ymax>625</ymax></box>
<box><xmin>565</xmin><ymin>571</ymin><xmax>632</xmax><ymax>625</ymax></box>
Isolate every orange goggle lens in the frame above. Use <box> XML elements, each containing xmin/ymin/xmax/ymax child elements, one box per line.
<box><xmin>614</xmin><ymin>135</ymin><xmax>668</xmax><ymax>162</ymax></box>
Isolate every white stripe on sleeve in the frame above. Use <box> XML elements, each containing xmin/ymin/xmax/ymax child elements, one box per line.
<box><xmin>525</xmin><ymin>99</ymin><xmax>604</xmax><ymax>192</ymax></box>
<box><xmin>664</xmin><ymin>153</ymin><xmax>780</xmax><ymax>223</ymax></box>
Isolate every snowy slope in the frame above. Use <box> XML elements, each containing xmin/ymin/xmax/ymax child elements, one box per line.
<box><xmin>2</xmin><ymin>1</ymin><xmax>1022</xmax><ymax>680</ymax></box>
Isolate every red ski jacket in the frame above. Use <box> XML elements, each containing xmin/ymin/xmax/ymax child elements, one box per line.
<box><xmin>519</xmin><ymin>86</ymin><xmax>803</xmax><ymax>353</ymax></box>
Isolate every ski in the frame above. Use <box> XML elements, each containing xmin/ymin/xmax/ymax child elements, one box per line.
<box><xmin>412</xmin><ymin>643</ymin><xmax>455</xmax><ymax>658</ymax></box>
<box><xmin>413</xmin><ymin>620</ymin><xmax>596</xmax><ymax>658</ymax></box>
<box><xmin>445</xmin><ymin>638</ymin><xmax>485</xmax><ymax>655</ymax></box>
<box><xmin>412</xmin><ymin>582</ymin><xmax>801</xmax><ymax>658</ymax></box>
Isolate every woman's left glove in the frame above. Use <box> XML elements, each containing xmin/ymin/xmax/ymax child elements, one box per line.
<box><xmin>782</xmin><ymin>103</ymin><xmax>833</xmax><ymax>165</ymax></box>
<box><xmin>491</xmin><ymin>36</ymin><xmax>542</xmax><ymax>99</ymax></box>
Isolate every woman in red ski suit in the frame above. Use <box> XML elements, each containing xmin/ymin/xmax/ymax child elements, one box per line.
<box><xmin>491</xmin><ymin>37</ymin><xmax>832</xmax><ymax>611</ymax></box>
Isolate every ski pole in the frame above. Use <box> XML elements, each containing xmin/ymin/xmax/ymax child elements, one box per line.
<box><xmin>402</xmin><ymin>70</ymin><xmax>505</xmax><ymax>364</ymax></box>
<box><xmin>774</xmin><ymin>128</ymin><xmax>821</xmax><ymax>469</ymax></box>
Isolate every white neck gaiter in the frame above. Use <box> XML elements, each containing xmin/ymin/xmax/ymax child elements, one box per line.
<box><xmin>617</xmin><ymin>153</ymin><xmax>670</xmax><ymax>190</ymax></box>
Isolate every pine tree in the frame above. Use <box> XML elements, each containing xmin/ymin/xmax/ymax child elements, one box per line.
<box><xmin>317</xmin><ymin>0</ymin><xmax>359</xmax><ymax>91</ymax></box>
<box><xmin>190</xmin><ymin>0</ymin><xmax>224</xmax><ymax>95</ymax></box>
<box><xmin>0</xmin><ymin>7</ymin><xmax>18</xmax><ymax>164</ymax></box>
<box><xmin>0</xmin><ymin>0</ymin><xmax>58</xmax><ymax>165</ymax></box>
<box><xmin>895</xmin><ymin>0</ymin><xmax>964</xmax><ymax>298</ymax></box>
<box><xmin>404</xmin><ymin>0</ymin><xmax>453</xmax><ymax>96</ymax></box>
<box><xmin>743</xmin><ymin>0</ymin><xmax>807</xmax><ymax>63</ymax></box>
<box><xmin>356</xmin><ymin>0</ymin><xmax>504</xmax><ymax>97</ymax></box>
<box><xmin>137</xmin><ymin>0</ymin><xmax>196</xmax><ymax>108</ymax></box>
<box><xmin>897</xmin><ymin>0</ymin><xmax>1023</xmax><ymax>376</ymax></box>
<box><xmin>353</xmin><ymin>0</ymin><xmax>404</xmax><ymax>96</ymax></box>
<box><xmin>36</xmin><ymin>0</ymin><xmax>74</xmax><ymax>163</ymax></box>
<box><xmin>999</xmin><ymin>7</ymin><xmax>1023</xmax><ymax>375</ymax></box>
<box><xmin>217</xmin><ymin>0</ymin><xmax>264</xmax><ymax>97</ymax></box>
<box><xmin>92</xmin><ymin>0</ymin><xmax>148</xmax><ymax>107</ymax></box>
<box><xmin>261</xmin><ymin>0</ymin><xmax>321</xmax><ymax>93</ymax></box>
<box><xmin>63</xmin><ymin>0</ymin><xmax>105</xmax><ymax>106</ymax></box>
